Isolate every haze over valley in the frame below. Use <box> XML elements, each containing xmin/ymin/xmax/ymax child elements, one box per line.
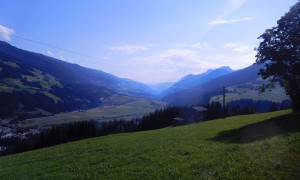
<box><xmin>0</xmin><ymin>0</ymin><xmax>299</xmax><ymax>179</ymax></box>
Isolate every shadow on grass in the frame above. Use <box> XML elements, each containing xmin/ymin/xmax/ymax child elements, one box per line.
<box><xmin>209</xmin><ymin>112</ymin><xmax>300</xmax><ymax>144</ymax></box>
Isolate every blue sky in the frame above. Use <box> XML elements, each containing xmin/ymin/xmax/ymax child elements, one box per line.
<box><xmin>0</xmin><ymin>0</ymin><xmax>298</xmax><ymax>84</ymax></box>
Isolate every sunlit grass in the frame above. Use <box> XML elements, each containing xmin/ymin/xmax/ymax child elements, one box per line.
<box><xmin>0</xmin><ymin>110</ymin><xmax>299</xmax><ymax>179</ymax></box>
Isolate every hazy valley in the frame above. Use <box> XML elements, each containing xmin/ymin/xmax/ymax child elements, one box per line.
<box><xmin>0</xmin><ymin>1</ymin><xmax>299</xmax><ymax>179</ymax></box>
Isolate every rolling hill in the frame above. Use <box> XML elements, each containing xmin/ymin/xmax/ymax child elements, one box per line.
<box><xmin>0</xmin><ymin>110</ymin><xmax>299</xmax><ymax>179</ymax></box>
<box><xmin>0</xmin><ymin>41</ymin><xmax>154</xmax><ymax>118</ymax></box>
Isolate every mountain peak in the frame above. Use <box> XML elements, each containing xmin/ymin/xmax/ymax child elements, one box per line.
<box><xmin>204</xmin><ymin>66</ymin><xmax>233</xmax><ymax>74</ymax></box>
<box><xmin>159</xmin><ymin>66</ymin><xmax>234</xmax><ymax>97</ymax></box>
<box><xmin>205</xmin><ymin>69</ymin><xmax>214</xmax><ymax>73</ymax></box>
<box><xmin>212</xmin><ymin>66</ymin><xmax>232</xmax><ymax>71</ymax></box>
<box><xmin>218</xmin><ymin>66</ymin><xmax>232</xmax><ymax>71</ymax></box>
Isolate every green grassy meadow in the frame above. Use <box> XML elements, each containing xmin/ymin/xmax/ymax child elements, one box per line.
<box><xmin>1</xmin><ymin>110</ymin><xmax>299</xmax><ymax>179</ymax></box>
<box><xmin>210</xmin><ymin>81</ymin><xmax>289</xmax><ymax>103</ymax></box>
<box><xmin>24</xmin><ymin>98</ymin><xmax>167</xmax><ymax>127</ymax></box>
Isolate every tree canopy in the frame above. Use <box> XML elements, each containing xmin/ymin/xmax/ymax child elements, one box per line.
<box><xmin>255</xmin><ymin>1</ymin><xmax>300</xmax><ymax>111</ymax></box>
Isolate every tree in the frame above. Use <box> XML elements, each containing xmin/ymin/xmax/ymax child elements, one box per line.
<box><xmin>269</xmin><ymin>102</ymin><xmax>278</xmax><ymax>112</ymax></box>
<box><xmin>255</xmin><ymin>2</ymin><xmax>300</xmax><ymax>111</ymax></box>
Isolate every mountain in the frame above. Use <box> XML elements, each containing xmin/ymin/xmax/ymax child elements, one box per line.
<box><xmin>162</xmin><ymin>64</ymin><xmax>265</xmax><ymax>106</ymax></box>
<box><xmin>159</xmin><ymin>66</ymin><xmax>233</xmax><ymax>97</ymax></box>
<box><xmin>0</xmin><ymin>41</ymin><xmax>154</xmax><ymax>118</ymax></box>
<box><xmin>147</xmin><ymin>82</ymin><xmax>175</xmax><ymax>95</ymax></box>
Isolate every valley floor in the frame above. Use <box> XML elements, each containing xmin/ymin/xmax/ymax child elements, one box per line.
<box><xmin>24</xmin><ymin>97</ymin><xmax>166</xmax><ymax>127</ymax></box>
<box><xmin>0</xmin><ymin>110</ymin><xmax>299</xmax><ymax>179</ymax></box>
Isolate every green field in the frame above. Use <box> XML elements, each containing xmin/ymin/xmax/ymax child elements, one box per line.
<box><xmin>24</xmin><ymin>98</ymin><xmax>167</xmax><ymax>127</ymax></box>
<box><xmin>1</xmin><ymin>110</ymin><xmax>299</xmax><ymax>179</ymax></box>
<box><xmin>210</xmin><ymin>81</ymin><xmax>289</xmax><ymax>103</ymax></box>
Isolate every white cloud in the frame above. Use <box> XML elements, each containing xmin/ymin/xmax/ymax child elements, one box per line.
<box><xmin>129</xmin><ymin>49</ymin><xmax>203</xmax><ymax>82</ymax></box>
<box><xmin>134</xmin><ymin>48</ymin><xmax>232</xmax><ymax>82</ymax></box>
<box><xmin>209</xmin><ymin>17</ymin><xmax>258</xmax><ymax>26</ymax></box>
<box><xmin>132</xmin><ymin>49</ymin><xmax>199</xmax><ymax>65</ymax></box>
<box><xmin>224</xmin><ymin>42</ymin><xmax>253</xmax><ymax>52</ymax></box>
<box><xmin>109</xmin><ymin>45</ymin><xmax>148</xmax><ymax>54</ymax></box>
<box><xmin>47</xmin><ymin>50</ymin><xmax>66</xmax><ymax>60</ymax></box>
<box><xmin>198</xmin><ymin>0</ymin><xmax>249</xmax><ymax>38</ymax></box>
<box><xmin>126</xmin><ymin>46</ymin><xmax>256</xmax><ymax>83</ymax></box>
<box><xmin>131</xmin><ymin>47</ymin><xmax>255</xmax><ymax>71</ymax></box>
<box><xmin>207</xmin><ymin>0</ymin><xmax>255</xmax><ymax>27</ymax></box>
<box><xmin>0</xmin><ymin>25</ymin><xmax>15</xmax><ymax>41</ymax></box>
<box><xmin>200</xmin><ymin>52</ymin><xmax>256</xmax><ymax>70</ymax></box>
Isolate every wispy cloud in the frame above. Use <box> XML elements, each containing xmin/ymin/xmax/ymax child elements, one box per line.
<box><xmin>199</xmin><ymin>52</ymin><xmax>256</xmax><ymax>70</ymax></box>
<box><xmin>218</xmin><ymin>0</ymin><xmax>247</xmax><ymax>19</ymax></box>
<box><xmin>207</xmin><ymin>0</ymin><xmax>253</xmax><ymax>26</ymax></box>
<box><xmin>224</xmin><ymin>42</ymin><xmax>253</xmax><ymax>52</ymax></box>
<box><xmin>130</xmin><ymin>49</ymin><xmax>203</xmax><ymax>83</ymax></box>
<box><xmin>0</xmin><ymin>25</ymin><xmax>15</xmax><ymax>41</ymax></box>
<box><xmin>209</xmin><ymin>17</ymin><xmax>258</xmax><ymax>26</ymax></box>
<box><xmin>109</xmin><ymin>45</ymin><xmax>148</xmax><ymax>54</ymax></box>
<box><xmin>129</xmin><ymin>47</ymin><xmax>256</xmax><ymax>83</ymax></box>
<box><xmin>47</xmin><ymin>50</ymin><xmax>66</xmax><ymax>60</ymax></box>
<box><xmin>131</xmin><ymin>46</ymin><xmax>254</xmax><ymax>70</ymax></box>
<box><xmin>198</xmin><ymin>0</ymin><xmax>248</xmax><ymax>38</ymax></box>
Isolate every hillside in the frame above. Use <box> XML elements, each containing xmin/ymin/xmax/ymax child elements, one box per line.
<box><xmin>160</xmin><ymin>66</ymin><xmax>233</xmax><ymax>97</ymax></box>
<box><xmin>0</xmin><ymin>41</ymin><xmax>154</xmax><ymax>118</ymax></box>
<box><xmin>0</xmin><ymin>110</ymin><xmax>299</xmax><ymax>179</ymax></box>
<box><xmin>210</xmin><ymin>78</ymin><xmax>289</xmax><ymax>103</ymax></box>
<box><xmin>162</xmin><ymin>64</ymin><xmax>276</xmax><ymax>106</ymax></box>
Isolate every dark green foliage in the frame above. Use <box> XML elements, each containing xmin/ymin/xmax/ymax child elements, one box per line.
<box><xmin>206</xmin><ymin>101</ymin><xmax>223</xmax><ymax>120</ymax></box>
<box><xmin>255</xmin><ymin>2</ymin><xmax>300</xmax><ymax>111</ymax></box>
<box><xmin>226</xmin><ymin>99</ymin><xmax>291</xmax><ymax>115</ymax></box>
<box><xmin>205</xmin><ymin>99</ymin><xmax>291</xmax><ymax>120</ymax></box>
<box><xmin>98</xmin><ymin>119</ymin><xmax>139</xmax><ymax>135</ymax></box>
<box><xmin>1</xmin><ymin>121</ymin><xmax>98</xmax><ymax>156</ymax></box>
<box><xmin>269</xmin><ymin>102</ymin><xmax>278</xmax><ymax>112</ymax></box>
<box><xmin>139</xmin><ymin>106</ymin><xmax>203</xmax><ymax>130</ymax></box>
<box><xmin>139</xmin><ymin>107</ymin><xmax>181</xmax><ymax>130</ymax></box>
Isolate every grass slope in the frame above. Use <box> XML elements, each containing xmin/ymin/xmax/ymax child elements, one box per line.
<box><xmin>0</xmin><ymin>110</ymin><xmax>299</xmax><ymax>179</ymax></box>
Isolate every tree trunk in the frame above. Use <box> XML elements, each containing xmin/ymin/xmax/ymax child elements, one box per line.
<box><xmin>292</xmin><ymin>94</ymin><xmax>300</xmax><ymax>112</ymax></box>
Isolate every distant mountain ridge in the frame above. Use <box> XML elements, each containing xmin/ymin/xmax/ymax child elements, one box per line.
<box><xmin>0</xmin><ymin>41</ymin><xmax>154</xmax><ymax>118</ymax></box>
<box><xmin>0</xmin><ymin>41</ymin><xmax>154</xmax><ymax>97</ymax></box>
<box><xmin>162</xmin><ymin>64</ymin><xmax>265</xmax><ymax>106</ymax></box>
<box><xmin>159</xmin><ymin>66</ymin><xmax>234</xmax><ymax>97</ymax></box>
<box><xmin>0</xmin><ymin>41</ymin><xmax>287</xmax><ymax>118</ymax></box>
